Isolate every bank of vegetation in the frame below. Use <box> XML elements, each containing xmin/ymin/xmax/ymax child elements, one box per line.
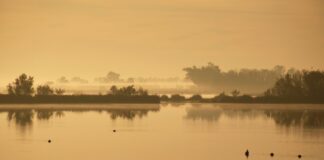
<box><xmin>161</xmin><ymin>70</ymin><xmax>324</xmax><ymax>103</ymax></box>
<box><xmin>1</xmin><ymin>69</ymin><xmax>324</xmax><ymax>104</ymax></box>
<box><xmin>0</xmin><ymin>74</ymin><xmax>159</xmax><ymax>104</ymax></box>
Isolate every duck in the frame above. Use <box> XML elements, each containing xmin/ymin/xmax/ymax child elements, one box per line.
<box><xmin>245</xmin><ymin>150</ymin><xmax>249</xmax><ymax>158</ymax></box>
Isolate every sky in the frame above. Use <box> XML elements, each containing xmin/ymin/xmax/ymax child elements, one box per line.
<box><xmin>1</xmin><ymin>0</ymin><xmax>324</xmax><ymax>84</ymax></box>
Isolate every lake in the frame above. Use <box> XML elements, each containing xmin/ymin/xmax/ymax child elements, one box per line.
<box><xmin>0</xmin><ymin>103</ymin><xmax>324</xmax><ymax>160</ymax></box>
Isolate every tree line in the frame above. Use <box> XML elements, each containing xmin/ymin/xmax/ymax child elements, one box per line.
<box><xmin>161</xmin><ymin>70</ymin><xmax>324</xmax><ymax>103</ymax></box>
<box><xmin>6</xmin><ymin>73</ymin><xmax>65</xmax><ymax>96</ymax></box>
<box><xmin>1</xmin><ymin>70</ymin><xmax>324</xmax><ymax>103</ymax></box>
<box><xmin>0</xmin><ymin>74</ymin><xmax>159</xmax><ymax>104</ymax></box>
<box><xmin>4</xmin><ymin>73</ymin><xmax>149</xmax><ymax>97</ymax></box>
<box><xmin>183</xmin><ymin>63</ymin><xmax>288</xmax><ymax>93</ymax></box>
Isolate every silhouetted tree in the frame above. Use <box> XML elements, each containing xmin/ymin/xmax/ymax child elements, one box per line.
<box><xmin>55</xmin><ymin>88</ymin><xmax>65</xmax><ymax>95</ymax></box>
<box><xmin>231</xmin><ymin>89</ymin><xmax>240</xmax><ymax>97</ymax></box>
<box><xmin>213</xmin><ymin>92</ymin><xmax>231</xmax><ymax>102</ymax></box>
<box><xmin>160</xmin><ymin>95</ymin><xmax>169</xmax><ymax>101</ymax></box>
<box><xmin>169</xmin><ymin>94</ymin><xmax>186</xmax><ymax>102</ymax></box>
<box><xmin>95</xmin><ymin>71</ymin><xmax>121</xmax><ymax>83</ymax></box>
<box><xmin>36</xmin><ymin>85</ymin><xmax>54</xmax><ymax>96</ymax></box>
<box><xmin>71</xmin><ymin>77</ymin><xmax>88</xmax><ymax>84</ymax></box>
<box><xmin>57</xmin><ymin>76</ymin><xmax>69</xmax><ymax>83</ymax></box>
<box><xmin>127</xmin><ymin>78</ymin><xmax>135</xmax><ymax>83</ymax></box>
<box><xmin>183</xmin><ymin>63</ymin><xmax>286</xmax><ymax>93</ymax></box>
<box><xmin>109</xmin><ymin>85</ymin><xmax>149</xmax><ymax>96</ymax></box>
<box><xmin>110</xmin><ymin>85</ymin><xmax>119</xmax><ymax>95</ymax></box>
<box><xmin>7</xmin><ymin>74</ymin><xmax>34</xmax><ymax>96</ymax></box>
<box><xmin>303</xmin><ymin>71</ymin><xmax>324</xmax><ymax>98</ymax></box>
<box><xmin>265</xmin><ymin>72</ymin><xmax>304</xmax><ymax>98</ymax></box>
<box><xmin>137</xmin><ymin>87</ymin><xmax>148</xmax><ymax>96</ymax></box>
<box><xmin>189</xmin><ymin>94</ymin><xmax>203</xmax><ymax>102</ymax></box>
<box><xmin>106</xmin><ymin>72</ymin><xmax>121</xmax><ymax>82</ymax></box>
<box><xmin>264</xmin><ymin>70</ymin><xmax>324</xmax><ymax>101</ymax></box>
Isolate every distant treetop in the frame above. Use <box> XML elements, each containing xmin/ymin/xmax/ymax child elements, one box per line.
<box><xmin>7</xmin><ymin>73</ymin><xmax>34</xmax><ymax>96</ymax></box>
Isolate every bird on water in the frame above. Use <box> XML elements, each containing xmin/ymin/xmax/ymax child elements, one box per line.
<box><xmin>270</xmin><ymin>152</ymin><xmax>274</xmax><ymax>157</ymax></box>
<box><xmin>245</xmin><ymin>150</ymin><xmax>249</xmax><ymax>158</ymax></box>
<box><xmin>298</xmin><ymin>154</ymin><xmax>302</xmax><ymax>159</ymax></box>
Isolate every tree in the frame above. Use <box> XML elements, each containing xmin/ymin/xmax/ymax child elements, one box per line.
<box><xmin>183</xmin><ymin>63</ymin><xmax>285</xmax><ymax>93</ymax></box>
<box><xmin>303</xmin><ymin>71</ymin><xmax>324</xmax><ymax>98</ymax></box>
<box><xmin>189</xmin><ymin>94</ymin><xmax>203</xmax><ymax>102</ymax></box>
<box><xmin>231</xmin><ymin>89</ymin><xmax>240</xmax><ymax>97</ymax></box>
<box><xmin>36</xmin><ymin>85</ymin><xmax>54</xmax><ymax>96</ymax></box>
<box><xmin>110</xmin><ymin>85</ymin><xmax>119</xmax><ymax>95</ymax></box>
<box><xmin>119</xmin><ymin>85</ymin><xmax>137</xmax><ymax>96</ymax></box>
<box><xmin>265</xmin><ymin>73</ymin><xmax>304</xmax><ymax>98</ymax></box>
<box><xmin>109</xmin><ymin>85</ymin><xmax>148</xmax><ymax>96</ymax></box>
<box><xmin>106</xmin><ymin>71</ymin><xmax>121</xmax><ymax>82</ymax></box>
<box><xmin>170</xmin><ymin>94</ymin><xmax>186</xmax><ymax>102</ymax></box>
<box><xmin>160</xmin><ymin>95</ymin><xmax>169</xmax><ymax>101</ymax></box>
<box><xmin>7</xmin><ymin>74</ymin><xmax>34</xmax><ymax>96</ymax></box>
<box><xmin>137</xmin><ymin>87</ymin><xmax>148</xmax><ymax>96</ymax></box>
<box><xmin>55</xmin><ymin>88</ymin><xmax>65</xmax><ymax>95</ymax></box>
<box><xmin>57</xmin><ymin>76</ymin><xmax>69</xmax><ymax>83</ymax></box>
<box><xmin>263</xmin><ymin>70</ymin><xmax>324</xmax><ymax>100</ymax></box>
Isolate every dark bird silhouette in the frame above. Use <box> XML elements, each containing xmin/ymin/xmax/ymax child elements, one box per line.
<box><xmin>113</xmin><ymin>129</ymin><xmax>116</xmax><ymax>132</ymax></box>
<box><xmin>298</xmin><ymin>154</ymin><xmax>302</xmax><ymax>159</ymax></box>
<box><xmin>48</xmin><ymin>139</ymin><xmax>51</xmax><ymax>143</ymax></box>
<box><xmin>270</xmin><ymin>152</ymin><xmax>274</xmax><ymax>157</ymax></box>
<box><xmin>245</xmin><ymin>150</ymin><xmax>249</xmax><ymax>158</ymax></box>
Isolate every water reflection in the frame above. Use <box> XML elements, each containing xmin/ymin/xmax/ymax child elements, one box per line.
<box><xmin>0</xmin><ymin>104</ymin><xmax>160</xmax><ymax>132</ymax></box>
<box><xmin>185</xmin><ymin>107</ymin><xmax>222</xmax><ymax>122</ymax></box>
<box><xmin>107</xmin><ymin>109</ymin><xmax>154</xmax><ymax>120</ymax></box>
<box><xmin>7</xmin><ymin>109</ymin><xmax>34</xmax><ymax>131</ymax></box>
<box><xmin>2</xmin><ymin>104</ymin><xmax>324</xmax><ymax>133</ymax></box>
<box><xmin>185</xmin><ymin>104</ymin><xmax>324</xmax><ymax>129</ymax></box>
<box><xmin>265</xmin><ymin>110</ymin><xmax>324</xmax><ymax>128</ymax></box>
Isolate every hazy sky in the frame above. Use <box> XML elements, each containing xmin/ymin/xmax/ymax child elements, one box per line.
<box><xmin>1</xmin><ymin>0</ymin><xmax>323</xmax><ymax>83</ymax></box>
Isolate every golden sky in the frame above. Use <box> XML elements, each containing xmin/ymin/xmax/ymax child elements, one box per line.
<box><xmin>0</xmin><ymin>0</ymin><xmax>323</xmax><ymax>83</ymax></box>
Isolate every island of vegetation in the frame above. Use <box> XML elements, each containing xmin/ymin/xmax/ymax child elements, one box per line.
<box><xmin>161</xmin><ymin>70</ymin><xmax>324</xmax><ymax>104</ymax></box>
<box><xmin>0</xmin><ymin>69</ymin><xmax>324</xmax><ymax>104</ymax></box>
<box><xmin>0</xmin><ymin>74</ymin><xmax>160</xmax><ymax>104</ymax></box>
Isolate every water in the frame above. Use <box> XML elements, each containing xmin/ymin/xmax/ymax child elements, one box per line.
<box><xmin>0</xmin><ymin>103</ymin><xmax>324</xmax><ymax>160</ymax></box>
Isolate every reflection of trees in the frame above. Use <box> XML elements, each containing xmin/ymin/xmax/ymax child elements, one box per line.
<box><xmin>7</xmin><ymin>110</ymin><xmax>34</xmax><ymax>129</ymax></box>
<box><xmin>185</xmin><ymin>106</ymin><xmax>324</xmax><ymax>129</ymax></box>
<box><xmin>1</xmin><ymin>106</ymin><xmax>160</xmax><ymax>132</ymax></box>
<box><xmin>6</xmin><ymin>109</ymin><xmax>60</xmax><ymax>130</ymax></box>
<box><xmin>265</xmin><ymin>110</ymin><xmax>324</xmax><ymax>128</ymax></box>
<box><xmin>221</xmin><ymin>109</ymin><xmax>264</xmax><ymax>120</ymax></box>
<box><xmin>55</xmin><ymin>111</ymin><xmax>65</xmax><ymax>117</ymax></box>
<box><xmin>36</xmin><ymin>109</ymin><xmax>54</xmax><ymax>120</ymax></box>
<box><xmin>107</xmin><ymin>110</ymin><xmax>150</xmax><ymax>120</ymax></box>
<box><xmin>185</xmin><ymin>107</ymin><xmax>222</xmax><ymax>122</ymax></box>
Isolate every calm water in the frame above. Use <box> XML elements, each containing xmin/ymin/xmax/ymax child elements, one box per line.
<box><xmin>1</xmin><ymin>103</ymin><xmax>324</xmax><ymax>160</ymax></box>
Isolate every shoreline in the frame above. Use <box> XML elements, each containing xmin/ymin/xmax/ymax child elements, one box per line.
<box><xmin>0</xmin><ymin>95</ymin><xmax>323</xmax><ymax>104</ymax></box>
<box><xmin>0</xmin><ymin>95</ymin><xmax>160</xmax><ymax>104</ymax></box>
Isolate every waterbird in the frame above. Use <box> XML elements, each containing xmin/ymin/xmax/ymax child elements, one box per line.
<box><xmin>113</xmin><ymin>129</ymin><xmax>116</xmax><ymax>132</ymax></box>
<box><xmin>270</xmin><ymin>152</ymin><xmax>274</xmax><ymax>157</ymax></box>
<box><xmin>245</xmin><ymin>150</ymin><xmax>249</xmax><ymax>158</ymax></box>
<box><xmin>298</xmin><ymin>154</ymin><xmax>302</xmax><ymax>159</ymax></box>
<box><xmin>48</xmin><ymin>139</ymin><xmax>51</xmax><ymax>143</ymax></box>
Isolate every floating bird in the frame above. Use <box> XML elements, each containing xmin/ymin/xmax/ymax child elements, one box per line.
<box><xmin>113</xmin><ymin>129</ymin><xmax>116</xmax><ymax>132</ymax></box>
<box><xmin>48</xmin><ymin>139</ymin><xmax>51</xmax><ymax>143</ymax></box>
<box><xmin>298</xmin><ymin>154</ymin><xmax>302</xmax><ymax>159</ymax></box>
<box><xmin>270</xmin><ymin>152</ymin><xmax>274</xmax><ymax>157</ymax></box>
<box><xmin>245</xmin><ymin>150</ymin><xmax>249</xmax><ymax>158</ymax></box>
